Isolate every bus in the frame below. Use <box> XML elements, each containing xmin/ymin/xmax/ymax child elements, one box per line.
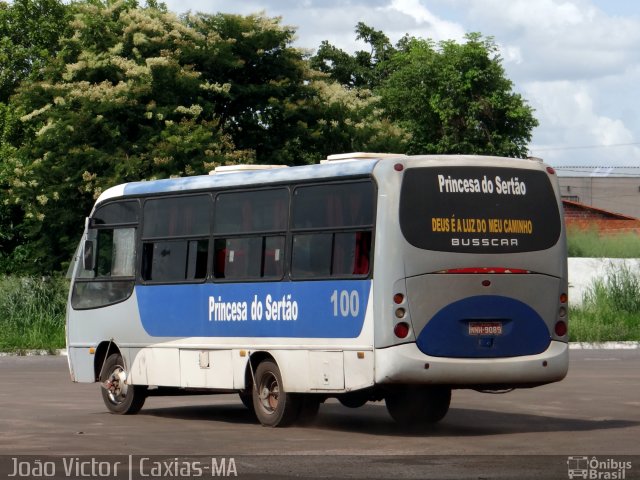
<box><xmin>66</xmin><ymin>153</ymin><xmax>569</xmax><ymax>427</ymax></box>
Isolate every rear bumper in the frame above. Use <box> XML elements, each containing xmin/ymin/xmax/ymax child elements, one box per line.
<box><xmin>374</xmin><ymin>340</ymin><xmax>568</xmax><ymax>388</ymax></box>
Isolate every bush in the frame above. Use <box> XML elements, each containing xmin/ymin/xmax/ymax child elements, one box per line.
<box><xmin>0</xmin><ymin>276</ymin><xmax>68</xmax><ymax>351</ymax></box>
<box><xmin>570</xmin><ymin>263</ymin><xmax>640</xmax><ymax>342</ymax></box>
<box><xmin>568</xmin><ymin>229</ymin><xmax>640</xmax><ymax>258</ymax></box>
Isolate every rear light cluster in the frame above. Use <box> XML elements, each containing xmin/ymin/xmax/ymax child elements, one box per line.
<box><xmin>393</xmin><ymin>293</ymin><xmax>410</xmax><ymax>339</ymax></box>
<box><xmin>555</xmin><ymin>293</ymin><xmax>568</xmax><ymax>337</ymax></box>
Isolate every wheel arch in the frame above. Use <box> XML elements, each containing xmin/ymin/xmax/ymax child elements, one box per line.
<box><xmin>245</xmin><ymin>351</ymin><xmax>275</xmax><ymax>391</ymax></box>
<box><xmin>94</xmin><ymin>341</ymin><xmax>121</xmax><ymax>381</ymax></box>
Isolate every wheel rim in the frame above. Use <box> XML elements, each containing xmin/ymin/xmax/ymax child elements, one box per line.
<box><xmin>258</xmin><ymin>371</ymin><xmax>279</xmax><ymax>414</ymax></box>
<box><xmin>104</xmin><ymin>364</ymin><xmax>129</xmax><ymax>406</ymax></box>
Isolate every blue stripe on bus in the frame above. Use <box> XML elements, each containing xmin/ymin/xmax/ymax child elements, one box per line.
<box><xmin>416</xmin><ymin>295</ymin><xmax>551</xmax><ymax>358</ymax></box>
<box><xmin>135</xmin><ymin>280</ymin><xmax>371</xmax><ymax>338</ymax></box>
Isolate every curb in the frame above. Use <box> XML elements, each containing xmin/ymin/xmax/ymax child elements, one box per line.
<box><xmin>569</xmin><ymin>341</ymin><xmax>639</xmax><ymax>350</ymax></box>
<box><xmin>0</xmin><ymin>349</ymin><xmax>67</xmax><ymax>357</ymax></box>
<box><xmin>1</xmin><ymin>343</ymin><xmax>639</xmax><ymax>356</ymax></box>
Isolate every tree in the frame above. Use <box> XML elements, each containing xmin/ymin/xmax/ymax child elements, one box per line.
<box><xmin>0</xmin><ymin>0</ymin><xmax>71</xmax><ymax>103</ymax></box>
<box><xmin>0</xmin><ymin>0</ymin><xmax>72</xmax><ymax>271</ymax></box>
<box><xmin>1</xmin><ymin>5</ymin><xmax>405</xmax><ymax>273</ymax></box>
<box><xmin>311</xmin><ymin>26</ymin><xmax>538</xmax><ymax>158</ymax></box>
<box><xmin>4</xmin><ymin>1</ymin><xmax>241</xmax><ymax>273</ymax></box>
<box><xmin>381</xmin><ymin>34</ymin><xmax>538</xmax><ymax>157</ymax></box>
<box><xmin>310</xmin><ymin>22</ymin><xmax>395</xmax><ymax>90</ymax></box>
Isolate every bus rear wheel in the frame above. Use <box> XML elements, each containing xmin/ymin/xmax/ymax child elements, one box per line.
<box><xmin>100</xmin><ymin>353</ymin><xmax>146</xmax><ymax>415</ymax></box>
<box><xmin>252</xmin><ymin>360</ymin><xmax>300</xmax><ymax>427</ymax></box>
<box><xmin>385</xmin><ymin>386</ymin><xmax>451</xmax><ymax>426</ymax></box>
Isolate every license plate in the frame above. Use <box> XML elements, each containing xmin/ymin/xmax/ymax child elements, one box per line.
<box><xmin>468</xmin><ymin>322</ymin><xmax>503</xmax><ymax>336</ymax></box>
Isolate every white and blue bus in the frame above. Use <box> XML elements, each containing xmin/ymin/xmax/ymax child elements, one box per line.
<box><xmin>66</xmin><ymin>153</ymin><xmax>569</xmax><ymax>427</ymax></box>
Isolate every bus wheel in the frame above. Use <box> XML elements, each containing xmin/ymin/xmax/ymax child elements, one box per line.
<box><xmin>338</xmin><ymin>391</ymin><xmax>370</xmax><ymax>409</ymax></box>
<box><xmin>100</xmin><ymin>353</ymin><xmax>146</xmax><ymax>415</ymax></box>
<box><xmin>385</xmin><ymin>386</ymin><xmax>451</xmax><ymax>426</ymax></box>
<box><xmin>253</xmin><ymin>360</ymin><xmax>300</xmax><ymax>427</ymax></box>
<box><xmin>239</xmin><ymin>392</ymin><xmax>253</xmax><ymax>410</ymax></box>
<box><xmin>297</xmin><ymin>395</ymin><xmax>321</xmax><ymax>425</ymax></box>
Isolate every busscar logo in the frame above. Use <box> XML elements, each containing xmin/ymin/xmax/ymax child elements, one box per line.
<box><xmin>567</xmin><ymin>456</ymin><xmax>632</xmax><ymax>479</ymax></box>
<box><xmin>451</xmin><ymin>238</ymin><xmax>519</xmax><ymax>248</ymax></box>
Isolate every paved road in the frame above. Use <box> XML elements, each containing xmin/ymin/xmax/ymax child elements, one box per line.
<box><xmin>0</xmin><ymin>350</ymin><xmax>638</xmax><ymax>479</ymax></box>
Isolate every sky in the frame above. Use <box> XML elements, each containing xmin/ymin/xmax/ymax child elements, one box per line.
<box><xmin>162</xmin><ymin>0</ymin><xmax>640</xmax><ymax>170</ymax></box>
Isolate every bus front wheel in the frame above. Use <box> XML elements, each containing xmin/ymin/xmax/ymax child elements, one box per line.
<box><xmin>385</xmin><ymin>386</ymin><xmax>451</xmax><ymax>426</ymax></box>
<box><xmin>100</xmin><ymin>353</ymin><xmax>146</xmax><ymax>415</ymax></box>
<box><xmin>252</xmin><ymin>360</ymin><xmax>300</xmax><ymax>427</ymax></box>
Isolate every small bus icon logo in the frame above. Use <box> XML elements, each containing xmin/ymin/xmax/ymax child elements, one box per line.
<box><xmin>567</xmin><ymin>456</ymin><xmax>589</xmax><ymax>479</ymax></box>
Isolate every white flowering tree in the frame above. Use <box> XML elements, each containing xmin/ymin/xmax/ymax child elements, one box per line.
<box><xmin>3</xmin><ymin>2</ymin><xmax>247</xmax><ymax>272</ymax></box>
<box><xmin>2</xmin><ymin>2</ymin><xmax>407</xmax><ymax>273</ymax></box>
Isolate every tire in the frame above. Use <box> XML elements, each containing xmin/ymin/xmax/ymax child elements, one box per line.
<box><xmin>239</xmin><ymin>392</ymin><xmax>253</xmax><ymax>410</ymax></box>
<box><xmin>252</xmin><ymin>360</ymin><xmax>301</xmax><ymax>427</ymax></box>
<box><xmin>297</xmin><ymin>395</ymin><xmax>321</xmax><ymax>425</ymax></box>
<box><xmin>338</xmin><ymin>391</ymin><xmax>369</xmax><ymax>409</ymax></box>
<box><xmin>385</xmin><ymin>386</ymin><xmax>451</xmax><ymax>426</ymax></box>
<box><xmin>100</xmin><ymin>353</ymin><xmax>146</xmax><ymax>415</ymax></box>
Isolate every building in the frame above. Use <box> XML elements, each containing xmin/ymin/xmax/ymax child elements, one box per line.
<box><xmin>562</xmin><ymin>199</ymin><xmax>640</xmax><ymax>233</ymax></box>
<box><xmin>555</xmin><ymin>166</ymin><xmax>640</xmax><ymax>219</ymax></box>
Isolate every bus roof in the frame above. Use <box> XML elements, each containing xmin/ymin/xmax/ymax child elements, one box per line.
<box><xmin>97</xmin><ymin>157</ymin><xmax>384</xmax><ymax>204</ymax></box>
<box><xmin>95</xmin><ymin>153</ymin><xmax>546</xmax><ymax>205</ymax></box>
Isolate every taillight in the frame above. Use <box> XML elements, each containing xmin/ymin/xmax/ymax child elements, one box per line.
<box><xmin>556</xmin><ymin>293</ymin><xmax>568</xmax><ymax>337</ymax></box>
<box><xmin>555</xmin><ymin>320</ymin><xmax>567</xmax><ymax>337</ymax></box>
<box><xmin>394</xmin><ymin>322</ymin><xmax>410</xmax><ymax>339</ymax></box>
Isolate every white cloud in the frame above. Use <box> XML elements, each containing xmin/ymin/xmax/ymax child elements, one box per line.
<box><xmin>381</xmin><ymin>0</ymin><xmax>466</xmax><ymax>42</ymax></box>
<box><xmin>463</xmin><ymin>0</ymin><xmax>640</xmax><ymax>82</ymax></box>
<box><xmin>526</xmin><ymin>81</ymin><xmax>639</xmax><ymax>165</ymax></box>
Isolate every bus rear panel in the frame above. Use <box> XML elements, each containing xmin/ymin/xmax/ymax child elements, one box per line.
<box><xmin>371</xmin><ymin>156</ymin><xmax>568</xmax><ymax>389</ymax></box>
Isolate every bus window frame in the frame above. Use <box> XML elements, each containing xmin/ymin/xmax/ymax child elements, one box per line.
<box><xmin>288</xmin><ymin>178</ymin><xmax>376</xmax><ymax>281</ymax></box>
<box><xmin>212</xmin><ymin>186</ymin><xmax>290</xmax><ymax>283</ymax></box>
<box><xmin>138</xmin><ymin>193</ymin><xmax>213</xmax><ymax>286</ymax></box>
<box><xmin>71</xmin><ymin>199</ymin><xmax>140</xmax><ymax>311</ymax></box>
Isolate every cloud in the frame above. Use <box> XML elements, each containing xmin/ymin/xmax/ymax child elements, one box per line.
<box><xmin>525</xmin><ymin>80</ymin><xmax>640</xmax><ymax>166</ymax></box>
<box><xmin>381</xmin><ymin>0</ymin><xmax>466</xmax><ymax>42</ymax></box>
<box><xmin>463</xmin><ymin>0</ymin><xmax>640</xmax><ymax>83</ymax></box>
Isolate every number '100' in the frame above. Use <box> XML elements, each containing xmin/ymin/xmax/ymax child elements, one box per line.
<box><xmin>330</xmin><ymin>290</ymin><xmax>360</xmax><ymax>317</ymax></box>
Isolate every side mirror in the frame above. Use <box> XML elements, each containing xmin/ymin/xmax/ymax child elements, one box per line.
<box><xmin>83</xmin><ymin>240</ymin><xmax>95</xmax><ymax>271</ymax></box>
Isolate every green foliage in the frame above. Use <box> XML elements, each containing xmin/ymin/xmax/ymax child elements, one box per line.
<box><xmin>312</xmin><ymin>27</ymin><xmax>538</xmax><ymax>158</ymax></box>
<box><xmin>311</xmin><ymin>22</ymin><xmax>395</xmax><ymax>89</ymax></box>
<box><xmin>380</xmin><ymin>33</ymin><xmax>537</xmax><ymax>157</ymax></box>
<box><xmin>0</xmin><ymin>275</ymin><xmax>67</xmax><ymax>351</ymax></box>
<box><xmin>0</xmin><ymin>0</ymin><xmax>72</xmax><ymax>102</ymax></box>
<box><xmin>567</xmin><ymin>229</ymin><xmax>640</xmax><ymax>258</ymax></box>
<box><xmin>1</xmin><ymin>11</ymin><xmax>538</xmax><ymax>275</ymax></box>
<box><xmin>3</xmin><ymin>3</ymin><xmax>249</xmax><ymax>272</ymax></box>
<box><xmin>570</xmin><ymin>263</ymin><xmax>640</xmax><ymax>342</ymax></box>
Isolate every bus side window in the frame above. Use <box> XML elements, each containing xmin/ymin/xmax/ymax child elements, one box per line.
<box><xmin>141</xmin><ymin>195</ymin><xmax>211</xmax><ymax>283</ymax></box>
<box><xmin>213</xmin><ymin>188</ymin><xmax>288</xmax><ymax>282</ymax></box>
<box><xmin>72</xmin><ymin>200</ymin><xmax>140</xmax><ymax>310</ymax></box>
<box><xmin>291</xmin><ymin>181</ymin><xmax>373</xmax><ymax>279</ymax></box>
<box><xmin>353</xmin><ymin>231</ymin><xmax>371</xmax><ymax>275</ymax></box>
<box><xmin>214</xmin><ymin>236</ymin><xmax>283</xmax><ymax>280</ymax></box>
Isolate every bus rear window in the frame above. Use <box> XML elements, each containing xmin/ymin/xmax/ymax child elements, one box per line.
<box><xmin>400</xmin><ymin>166</ymin><xmax>561</xmax><ymax>253</ymax></box>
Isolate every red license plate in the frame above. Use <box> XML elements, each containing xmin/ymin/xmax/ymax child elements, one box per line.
<box><xmin>468</xmin><ymin>322</ymin><xmax>503</xmax><ymax>336</ymax></box>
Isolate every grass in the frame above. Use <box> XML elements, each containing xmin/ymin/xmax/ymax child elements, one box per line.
<box><xmin>567</xmin><ymin>228</ymin><xmax>640</xmax><ymax>258</ymax></box>
<box><xmin>570</xmin><ymin>263</ymin><xmax>640</xmax><ymax>342</ymax></box>
<box><xmin>0</xmin><ymin>276</ymin><xmax>68</xmax><ymax>352</ymax></box>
